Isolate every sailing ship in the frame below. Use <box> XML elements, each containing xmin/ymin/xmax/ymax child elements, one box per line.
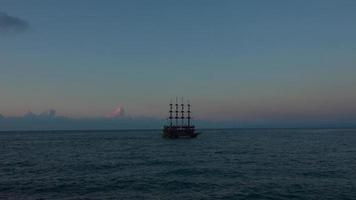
<box><xmin>162</xmin><ymin>98</ymin><xmax>199</xmax><ymax>138</ymax></box>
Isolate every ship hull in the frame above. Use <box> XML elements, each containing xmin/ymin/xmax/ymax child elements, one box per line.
<box><xmin>162</xmin><ymin>126</ymin><xmax>199</xmax><ymax>138</ymax></box>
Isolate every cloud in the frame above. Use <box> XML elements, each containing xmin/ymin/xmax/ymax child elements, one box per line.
<box><xmin>22</xmin><ymin>109</ymin><xmax>57</xmax><ymax>120</ymax></box>
<box><xmin>0</xmin><ymin>11</ymin><xmax>29</xmax><ymax>33</ymax></box>
<box><xmin>39</xmin><ymin>109</ymin><xmax>56</xmax><ymax>118</ymax></box>
<box><xmin>23</xmin><ymin>111</ymin><xmax>37</xmax><ymax>118</ymax></box>
<box><xmin>108</xmin><ymin>106</ymin><xmax>125</xmax><ymax>118</ymax></box>
<box><xmin>0</xmin><ymin>109</ymin><xmax>163</xmax><ymax>131</ymax></box>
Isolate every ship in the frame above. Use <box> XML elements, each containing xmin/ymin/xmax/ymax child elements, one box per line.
<box><xmin>162</xmin><ymin>98</ymin><xmax>200</xmax><ymax>138</ymax></box>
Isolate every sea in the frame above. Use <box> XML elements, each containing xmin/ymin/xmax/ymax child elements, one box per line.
<box><xmin>1</xmin><ymin>129</ymin><xmax>356</xmax><ymax>200</ymax></box>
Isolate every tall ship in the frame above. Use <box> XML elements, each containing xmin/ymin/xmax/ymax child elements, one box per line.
<box><xmin>163</xmin><ymin>98</ymin><xmax>199</xmax><ymax>138</ymax></box>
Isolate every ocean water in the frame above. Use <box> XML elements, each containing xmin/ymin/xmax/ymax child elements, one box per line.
<box><xmin>1</xmin><ymin>129</ymin><xmax>356</xmax><ymax>200</ymax></box>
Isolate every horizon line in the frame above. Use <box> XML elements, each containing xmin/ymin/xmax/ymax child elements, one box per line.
<box><xmin>1</xmin><ymin>127</ymin><xmax>356</xmax><ymax>133</ymax></box>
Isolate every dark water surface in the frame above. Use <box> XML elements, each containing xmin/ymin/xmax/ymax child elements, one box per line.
<box><xmin>1</xmin><ymin>129</ymin><xmax>356</xmax><ymax>199</ymax></box>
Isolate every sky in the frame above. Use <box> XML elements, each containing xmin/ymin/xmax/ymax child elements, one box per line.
<box><xmin>1</xmin><ymin>0</ymin><xmax>356</xmax><ymax>129</ymax></box>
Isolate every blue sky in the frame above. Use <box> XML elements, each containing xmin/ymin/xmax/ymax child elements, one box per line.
<box><xmin>1</xmin><ymin>0</ymin><xmax>356</xmax><ymax>127</ymax></box>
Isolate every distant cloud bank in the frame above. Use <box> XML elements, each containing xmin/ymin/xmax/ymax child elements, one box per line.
<box><xmin>0</xmin><ymin>109</ymin><xmax>162</xmax><ymax>131</ymax></box>
<box><xmin>0</xmin><ymin>109</ymin><xmax>356</xmax><ymax>131</ymax></box>
<box><xmin>0</xmin><ymin>11</ymin><xmax>29</xmax><ymax>33</ymax></box>
<box><xmin>0</xmin><ymin>108</ymin><xmax>238</xmax><ymax>131</ymax></box>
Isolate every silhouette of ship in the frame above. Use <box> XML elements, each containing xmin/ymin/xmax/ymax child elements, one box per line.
<box><xmin>163</xmin><ymin>98</ymin><xmax>200</xmax><ymax>138</ymax></box>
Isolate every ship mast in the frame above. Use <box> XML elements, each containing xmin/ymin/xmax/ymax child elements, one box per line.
<box><xmin>169</xmin><ymin>99</ymin><xmax>173</xmax><ymax>127</ymax></box>
<box><xmin>187</xmin><ymin>100</ymin><xmax>191</xmax><ymax>127</ymax></box>
<box><xmin>175</xmin><ymin>97</ymin><xmax>179</xmax><ymax>126</ymax></box>
<box><xmin>181</xmin><ymin>97</ymin><xmax>185</xmax><ymax>127</ymax></box>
